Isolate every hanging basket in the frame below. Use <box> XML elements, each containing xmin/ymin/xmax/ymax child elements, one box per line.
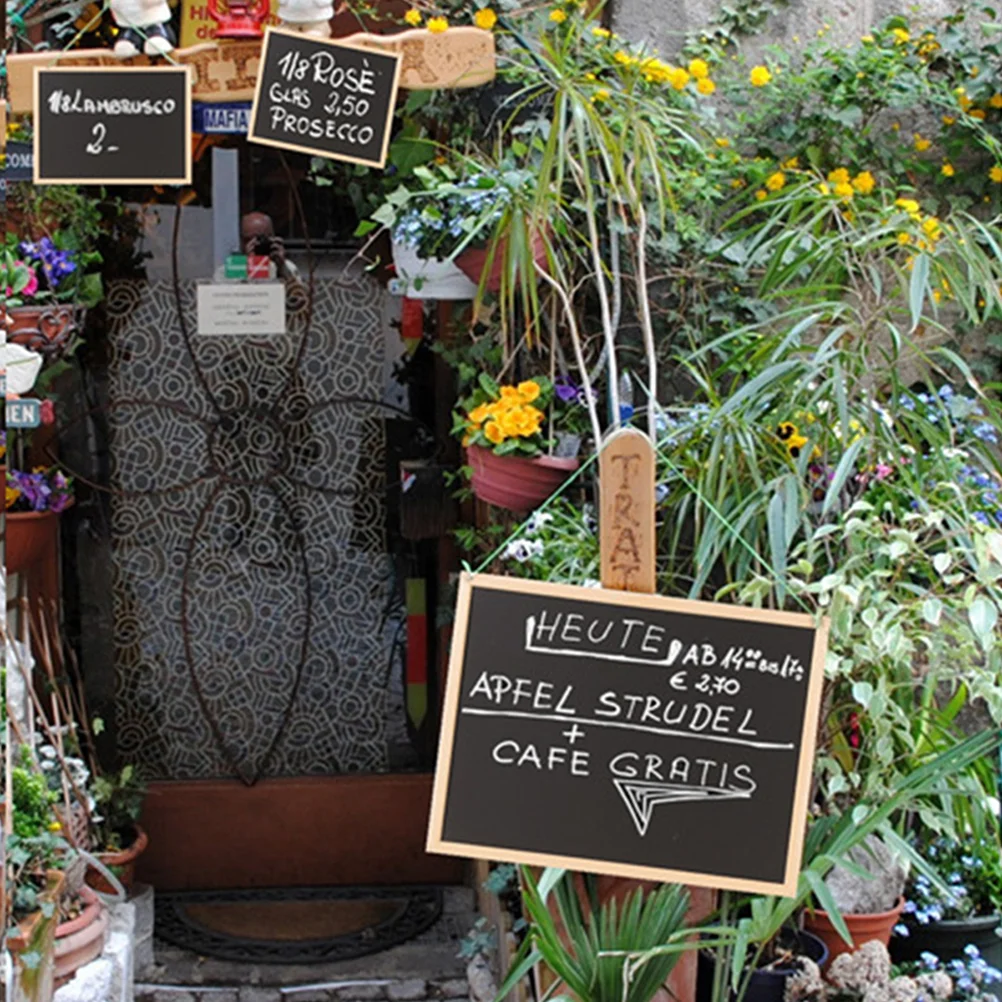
<box><xmin>467</xmin><ymin>445</ymin><xmax>578</xmax><ymax>514</ymax></box>
<box><xmin>8</xmin><ymin>303</ymin><xmax>83</xmax><ymax>358</ymax></box>
<box><xmin>391</xmin><ymin>240</ymin><xmax>478</xmax><ymax>301</ymax></box>
<box><xmin>454</xmin><ymin>229</ymin><xmax>549</xmax><ymax>294</ymax></box>
<box><xmin>5</xmin><ymin>509</ymin><xmax>62</xmax><ymax>576</ymax></box>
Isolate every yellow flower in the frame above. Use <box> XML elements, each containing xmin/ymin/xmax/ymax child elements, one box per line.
<box><xmin>592</xmin><ymin>25</ymin><xmax>611</xmax><ymax>37</ymax></box>
<box><xmin>817</xmin><ymin>182</ymin><xmax>831</xmax><ymax>196</ymax></box>
<box><xmin>914</xmin><ymin>134</ymin><xmax>931</xmax><ymax>151</ymax></box>
<box><xmin>549</xmin><ymin>8</ymin><xmax>566</xmax><ymax>23</ymax></box>
<box><xmin>592</xmin><ymin>87</ymin><xmax>611</xmax><ymax>102</ymax></box>
<box><xmin>669</xmin><ymin>67</ymin><xmax>690</xmax><ymax>90</ymax></box>
<box><xmin>614</xmin><ymin>50</ymin><xmax>636</xmax><ymax>67</ymax></box>
<box><xmin>765</xmin><ymin>171</ymin><xmax>786</xmax><ymax>192</ymax></box>
<box><xmin>990</xmin><ymin>94</ymin><xmax>1002</xmax><ymax>109</ymax></box>
<box><xmin>404</xmin><ymin>7</ymin><xmax>421</xmax><ymax>24</ymax></box>
<box><xmin>891</xmin><ymin>27</ymin><xmax>910</xmax><ymax>44</ymax></box>
<box><xmin>755</xmin><ymin>189</ymin><xmax>768</xmax><ymax>201</ymax></box>
<box><xmin>749</xmin><ymin>65</ymin><xmax>772</xmax><ymax>87</ymax></box>
<box><xmin>891</xmin><ymin>122</ymin><xmax>901</xmax><ymax>131</ymax></box>
<box><xmin>498</xmin><ymin>408</ymin><xmax>524</xmax><ymax>438</ymax></box>
<box><xmin>461</xmin><ymin>432</ymin><xmax>473</xmax><ymax>447</ymax></box>
<box><xmin>895</xmin><ymin>197</ymin><xmax>921</xmax><ymax>216</ymax></box>
<box><xmin>5</xmin><ymin>485</ymin><xmax>21</xmax><ymax>509</ymax></box>
<box><xmin>469</xmin><ymin>403</ymin><xmax>491</xmax><ymax>425</ymax></box>
<box><xmin>730</xmin><ymin>178</ymin><xmax>746</xmax><ymax>189</ymax></box>
<box><xmin>484</xmin><ymin>420</ymin><xmax>505</xmax><ymax>445</ymax></box>
<box><xmin>970</xmin><ymin>109</ymin><xmax>987</xmax><ymax>121</ymax></box>
<box><xmin>834</xmin><ymin>182</ymin><xmax>854</xmax><ymax>200</ymax></box>
<box><xmin>990</xmin><ymin>166</ymin><xmax>1002</xmax><ymax>184</ymax></box>
<box><xmin>688</xmin><ymin>58</ymin><xmax>710</xmax><ymax>79</ymax></box>
<box><xmin>970</xmin><ymin>65</ymin><xmax>980</xmax><ymax>77</ymax></box>
<box><xmin>427</xmin><ymin>15</ymin><xmax>448</xmax><ymax>32</ymax></box>
<box><xmin>48</xmin><ymin>821</ymin><xmax>63</xmax><ymax>832</ymax></box>
<box><xmin>715</xmin><ymin>137</ymin><xmax>731</xmax><ymax>148</ymax></box>
<box><xmin>941</xmin><ymin>162</ymin><xmax>955</xmax><ymax>177</ymax></box>
<box><xmin>942</xmin><ymin>115</ymin><xmax>956</xmax><ymax>126</ymax></box>
<box><xmin>782</xmin><ymin>156</ymin><xmax>799</xmax><ymax>170</ymax></box>
<box><xmin>933</xmin><ymin>289</ymin><xmax>942</xmax><ymax>303</ymax></box>
<box><xmin>897</xmin><ymin>232</ymin><xmax>912</xmax><ymax>245</ymax></box>
<box><xmin>827</xmin><ymin>167</ymin><xmax>850</xmax><ymax>184</ymax></box>
<box><xmin>922</xmin><ymin>216</ymin><xmax>942</xmax><ymax>240</ymax></box>
<box><xmin>842</xmin><ymin>209</ymin><xmax>855</xmax><ymax>223</ymax></box>
<box><xmin>517</xmin><ymin>380</ymin><xmax>541</xmax><ymax>403</ymax></box>
<box><xmin>499</xmin><ymin>386</ymin><xmax>522</xmax><ymax>404</ymax></box>
<box><xmin>473</xmin><ymin>7</ymin><xmax>496</xmax><ymax>29</ymax></box>
<box><xmin>861</xmin><ymin>34</ymin><xmax>874</xmax><ymax>43</ymax></box>
<box><xmin>852</xmin><ymin>170</ymin><xmax>876</xmax><ymax>195</ymax></box>
<box><xmin>696</xmin><ymin>77</ymin><xmax>716</xmax><ymax>95</ymax></box>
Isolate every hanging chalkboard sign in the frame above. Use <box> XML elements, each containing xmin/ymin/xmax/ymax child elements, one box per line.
<box><xmin>33</xmin><ymin>66</ymin><xmax>192</xmax><ymax>185</ymax></box>
<box><xmin>428</xmin><ymin>574</ymin><xmax>828</xmax><ymax>896</ymax></box>
<box><xmin>248</xmin><ymin>28</ymin><xmax>401</xmax><ymax>168</ymax></box>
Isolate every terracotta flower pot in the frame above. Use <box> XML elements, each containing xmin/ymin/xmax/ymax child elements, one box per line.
<box><xmin>8</xmin><ymin>871</ymin><xmax>65</xmax><ymax>1002</ymax></box>
<box><xmin>5</xmin><ymin>508</ymin><xmax>62</xmax><ymax>575</ymax></box>
<box><xmin>8</xmin><ymin>303</ymin><xmax>81</xmax><ymax>357</ymax></box>
<box><xmin>455</xmin><ymin>229</ymin><xmax>548</xmax><ymax>294</ymax></box>
<box><xmin>87</xmin><ymin>824</ymin><xmax>149</xmax><ymax>895</ymax></box>
<box><xmin>54</xmin><ymin>887</ymin><xmax>109</xmax><ymax>986</ymax></box>
<box><xmin>467</xmin><ymin>444</ymin><xmax>579</xmax><ymax>513</ymax></box>
<box><xmin>803</xmin><ymin>897</ymin><xmax>904</xmax><ymax>969</ymax></box>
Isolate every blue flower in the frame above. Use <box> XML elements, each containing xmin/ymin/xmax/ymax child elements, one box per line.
<box><xmin>973</xmin><ymin>423</ymin><xmax>999</xmax><ymax>443</ymax></box>
<box><xmin>965</xmin><ymin>945</ymin><xmax>982</xmax><ymax>960</ymax></box>
<box><xmin>921</xmin><ymin>951</ymin><xmax>940</xmax><ymax>970</ymax></box>
<box><xmin>893</xmin><ymin>923</ymin><xmax>910</xmax><ymax>937</ymax></box>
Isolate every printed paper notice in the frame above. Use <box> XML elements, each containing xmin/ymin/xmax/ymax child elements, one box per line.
<box><xmin>197</xmin><ymin>282</ymin><xmax>286</xmax><ymax>336</ymax></box>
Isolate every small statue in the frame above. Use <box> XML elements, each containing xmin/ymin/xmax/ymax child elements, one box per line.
<box><xmin>110</xmin><ymin>0</ymin><xmax>176</xmax><ymax>56</ymax></box>
<box><xmin>276</xmin><ymin>0</ymin><xmax>333</xmax><ymax>37</ymax></box>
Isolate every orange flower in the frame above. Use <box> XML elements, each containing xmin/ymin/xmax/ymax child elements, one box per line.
<box><xmin>484</xmin><ymin>420</ymin><xmax>505</xmax><ymax>445</ymax></box>
<box><xmin>516</xmin><ymin>380</ymin><xmax>541</xmax><ymax>403</ymax></box>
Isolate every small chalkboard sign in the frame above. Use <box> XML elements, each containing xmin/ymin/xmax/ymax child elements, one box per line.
<box><xmin>34</xmin><ymin>66</ymin><xmax>192</xmax><ymax>185</ymax></box>
<box><xmin>248</xmin><ymin>28</ymin><xmax>401</xmax><ymax>168</ymax></box>
<box><xmin>428</xmin><ymin>574</ymin><xmax>828</xmax><ymax>896</ymax></box>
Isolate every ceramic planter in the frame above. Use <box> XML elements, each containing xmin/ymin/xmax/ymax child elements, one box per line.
<box><xmin>8</xmin><ymin>304</ymin><xmax>81</xmax><ymax>358</ymax></box>
<box><xmin>86</xmin><ymin>825</ymin><xmax>150</xmax><ymax>895</ymax></box>
<box><xmin>467</xmin><ymin>444</ymin><xmax>579</xmax><ymax>513</ymax></box>
<box><xmin>803</xmin><ymin>897</ymin><xmax>904</xmax><ymax>968</ymax></box>
<box><xmin>391</xmin><ymin>240</ymin><xmax>478</xmax><ymax>300</ymax></box>
<box><xmin>5</xmin><ymin>509</ymin><xmax>62</xmax><ymax>576</ymax></box>
<box><xmin>891</xmin><ymin>915</ymin><xmax>1002</xmax><ymax>1002</ymax></box>
<box><xmin>455</xmin><ymin>229</ymin><xmax>549</xmax><ymax>294</ymax></box>
<box><xmin>53</xmin><ymin>887</ymin><xmax>109</xmax><ymax>987</ymax></box>
<box><xmin>696</xmin><ymin>931</ymin><xmax>829</xmax><ymax>1002</ymax></box>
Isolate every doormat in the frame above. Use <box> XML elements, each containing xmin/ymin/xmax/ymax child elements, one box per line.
<box><xmin>155</xmin><ymin>886</ymin><xmax>443</xmax><ymax>964</ymax></box>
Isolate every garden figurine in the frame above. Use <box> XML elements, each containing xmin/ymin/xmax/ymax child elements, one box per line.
<box><xmin>110</xmin><ymin>0</ymin><xmax>175</xmax><ymax>56</ymax></box>
<box><xmin>276</xmin><ymin>0</ymin><xmax>333</xmax><ymax>37</ymax></box>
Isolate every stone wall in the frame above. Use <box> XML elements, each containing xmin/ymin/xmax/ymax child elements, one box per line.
<box><xmin>609</xmin><ymin>0</ymin><xmax>965</xmax><ymax>59</ymax></box>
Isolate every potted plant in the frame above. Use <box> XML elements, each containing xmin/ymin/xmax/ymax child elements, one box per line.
<box><xmin>363</xmin><ymin>163</ymin><xmax>543</xmax><ymax>298</ymax></box>
<box><xmin>5</xmin><ymin>467</ymin><xmax>74</xmax><ymax>575</ymax></box>
<box><xmin>891</xmin><ymin>835</ymin><xmax>1002</xmax><ymax>979</ymax></box>
<box><xmin>3</xmin><ymin>183</ymin><xmax>106</xmax><ymax>358</ymax></box>
<box><xmin>86</xmin><ymin>765</ymin><xmax>149</xmax><ymax>896</ymax></box>
<box><xmin>456</xmin><ymin>374</ymin><xmax>580</xmax><ymax>512</ymax></box>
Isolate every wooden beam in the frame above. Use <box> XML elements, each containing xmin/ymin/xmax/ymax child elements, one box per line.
<box><xmin>6</xmin><ymin>27</ymin><xmax>495</xmax><ymax>114</ymax></box>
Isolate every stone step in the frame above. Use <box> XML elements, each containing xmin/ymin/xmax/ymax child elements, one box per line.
<box><xmin>137</xmin><ymin>975</ymin><xmax>471</xmax><ymax>1002</ymax></box>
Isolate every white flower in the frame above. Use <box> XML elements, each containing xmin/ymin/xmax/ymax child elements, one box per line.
<box><xmin>526</xmin><ymin>512</ymin><xmax>554</xmax><ymax>534</ymax></box>
<box><xmin>3</xmin><ymin>342</ymin><xmax>44</xmax><ymax>395</ymax></box>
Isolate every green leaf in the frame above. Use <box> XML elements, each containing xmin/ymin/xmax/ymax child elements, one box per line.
<box><xmin>768</xmin><ymin>489</ymin><xmax>788</xmax><ymax>603</ymax></box>
<box><xmin>822</xmin><ymin>438</ymin><xmax>865</xmax><ymax>517</ymax></box>
<box><xmin>909</xmin><ymin>253</ymin><xmax>930</xmax><ymax>331</ymax></box>
<box><xmin>968</xmin><ymin>597</ymin><xmax>999</xmax><ymax>649</ymax></box>
<box><xmin>804</xmin><ymin>869</ymin><xmax>853</xmax><ymax>946</ymax></box>
<box><xmin>478</xmin><ymin>372</ymin><xmax>500</xmax><ymax>398</ymax></box>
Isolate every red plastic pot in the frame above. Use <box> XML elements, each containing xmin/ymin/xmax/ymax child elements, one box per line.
<box><xmin>803</xmin><ymin>897</ymin><xmax>904</xmax><ymax>969</ymax></box>
<box><xmin>455</xmin><ymin>230</ymin><xmax>549</xmax><ymax>294</ymax></box>
<box><xmin>467</xmin><ymin>444</ymin><xmax>579</xmax><ymax>513</ymax></box>
<box><xmin>5</xmin><ymin>509</ymin><xmax>61</xmax><ymax>575</ymax></box>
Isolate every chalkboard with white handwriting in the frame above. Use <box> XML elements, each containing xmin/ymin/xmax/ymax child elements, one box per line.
<box><xmin>34</xmin><ymin>66</ymin><xmax>191</xmax><ymax>185</ymax></box>
<box><xmin>248</xmin><ymin>28</ymin><xmax>401</xmax><ymax>168</ymax></box>
<box><xmin>427</xmin><ymin>574</ymin><xmax>828</xmax><ymax>896</ymax></box>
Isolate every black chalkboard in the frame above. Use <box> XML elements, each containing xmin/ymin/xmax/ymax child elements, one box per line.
<box><xmin>248</xmin><ymin>28</ymin><xmax>401</xmax><ymax>168</ymax></box>
<box><xmin>34</xmin><ymin>66</ymin><xmax>192</xmax><ymax>185</ymax></box>
<box><xmin>428</xmin><ymin>574</ymin><xmax>828</xmax><ymax>896</ymax></box>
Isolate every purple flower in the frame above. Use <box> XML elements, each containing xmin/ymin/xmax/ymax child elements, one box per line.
<box><xmin>554</xmin><ymin>378</ymin><xmax>579</xmax><ymax>403</ymax></box>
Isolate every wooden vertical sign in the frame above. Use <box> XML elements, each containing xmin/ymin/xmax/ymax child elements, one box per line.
<box><xmin>599</xmin><ymin>427</ymin><xmax>656</xmax><ymax>593</ymax></box>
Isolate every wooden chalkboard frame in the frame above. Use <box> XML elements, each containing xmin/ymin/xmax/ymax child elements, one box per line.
<box><xmin>32</xmin><ymin>65</ymin><xmax>193</xmax><ymax>185</ymax></box>
<box><xmin>427</xmin><ymin>572</ymin><xmax>829</xmax><ymax>897</ymax></box>
<box><xmin>246</xmin><ymin>27</ymin><xmax>403</xmax><ymax>168</ymax></box>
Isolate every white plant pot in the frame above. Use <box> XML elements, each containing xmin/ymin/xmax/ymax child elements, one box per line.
<box><xmin>391</xmin><ymin>240</ymin><xmax>478</xmax><ymax>301</ymax></box>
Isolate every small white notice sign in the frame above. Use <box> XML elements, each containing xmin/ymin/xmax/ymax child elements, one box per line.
<box><xmin>196</xmin><ymin>282</ymin><xmax>286</xmax><ymax>336</ymax></box>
